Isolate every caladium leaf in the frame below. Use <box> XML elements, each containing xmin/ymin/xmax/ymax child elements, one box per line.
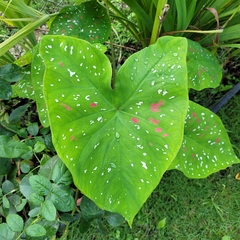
<box><xmin>48</xmin><ymin>1</ymin><xmax>111</xmax><ymax>43</ymax></box>
<box><xmin>39</xmin><ymin>35</ymin><xmax>189</xmax><ymax>225</ymax></box>
<box><xmin>31</xmin><ymin>46</ymin><xmax>49</xmax><ymax>127</ymax></box>
<box><xmin>169</xmin><ymin>101</ymin><xmax>240</xmax><ymax>177</ymax></box>
<box><xmin>187</xmin><ymin>39</ymin><xmax>222</xmax><ymax>90</ymax></box>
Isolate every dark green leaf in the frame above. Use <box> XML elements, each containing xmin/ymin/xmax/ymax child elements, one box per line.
<box><xmin>96</xmin><ymin>219</ymin><xmax>108</xmax><ymax>235</ymax></box>
<box><xmin>0</xmin><ymin>79</ymin><xmax>12</xmax><ymax>100</ymax></box>
<box><xmin>0</xmin><ymin>223</ymin><xmax>15</xmax><ymax>240</ymax></box>
<box><xmin>80</xmin><ymin>196</ymin><xmax>104</xmax><ymax>221</ymax></box>
<box><xmin>50</xmin><ymin>187</ymin><xmax>75</xmax><ymax>212</ymax></box>
<box><xmin>2</xmin><ymin>180</ymin><xmax>14</xmax><ymax>194</ymax></box>
<box><xmin>49</xmin><ymin>1</ymin><xmax>111</xmax><ymax>43</ymax></box>
<box><xmin>8</xmin><ymin>104</ymin><xmax>28</xmax><ymax>123</ymax></box>
<box><xmin>40</xmin><ymin>35</ymin><xmax>189</xmax><ymax>225</ymax></box>
<box><xmin>26</xmin><ymin>224</ymin><xmax>46</xmax><ymax>237</ymax></box>
<box><xmin>60</xmin><ymin>213</ymin><xmax>75</xmax><ymax>222</ymax></box>
<box><xmin>29</xmin><ymin>175</ymin><xmax>52</xmax><ymax>196</ymax></box>
<box><xmin>27</xmin><ymin>122</ymin><xmax>39</xmax><ymax>136</ymax></box>
<box><xmin>6</xmin><ymin>214</ymin><xmax>24</xmax><ymax>232</ymax></box>
<box><xmin>105</xmin><ymin>212</ymin><xmax>125</xmax><ymax>227</ymax></box>
<box><xmin>0</xmin><ymin>135</ymin><xmax>30</xmax><ymax>158</ymax></box>
<box><xmin>0</xmin><ymin>64</ymin><xmax>24</xmax><ymax>82</ymax></box>
<box><xmin>40</xmin><ymin>200</ymin><xmax>56</xmax><ymax>221</ymax></box>
<box><xmin>0</xmin><ymin>157</ymin><xmax>11</xmax><ymax>175</ymax></box>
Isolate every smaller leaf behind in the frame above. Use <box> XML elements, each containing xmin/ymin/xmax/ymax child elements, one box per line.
<box><xmin>187</xmin><ymin>39</ymin><xmax>222</xmax><ymax>90</ymax></box>
<box><xmin>169</xmin><ymin>101</ymin><xmax>240</xmax><ymax>178</ymax></box>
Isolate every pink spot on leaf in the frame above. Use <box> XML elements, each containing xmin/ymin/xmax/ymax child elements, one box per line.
<box><xmin>150</xmin><ymin>100</ymin><xmax>164</xmax><ymax>112</ymax></box>
<box><xmin>149</xmin><ymin>142</ymin><xmax>153</xmax><ymax>146</ymax></box>
<box><xmin>215</xmin><ymin>138</ymin><xmax>220</xmax><ymax>143</ymax></box>
<box><xmin>90</xmin><ymin>102</ymin><xmax>98</xmax><ymax>108</ymax></box>
<box><xmin>132</xmin><ymin>117</ymin><xmax>140</xmax><ymax>124</ymax></box>
<box><xmin>192</xmin><ymin>153</ymin><xmax>196</xmax><ymax>160</ymax></box>
<box><xmin>162</xmin><ymin>133</ymin><xmax>169</xmax><ymax>137</ymax></box>
<box><xmin>155</xmin><ymin>128</ymin><xmax>162</xmax><ymax>132</ymax></box>
<box><xmin>70</xmin><ymin>135</ymin><xmax>74</xmax><ymax>141</ymax></box>
<box><xmin>192</xmin><ymin>112</ymin><xmax>197</xmax><ymax>118</ymax></box>
<box><xmin>149</xmin><ymin>118</ymin><xmax>159</xmax><ymax>125</ymax></box>
<box><xmin>61</xmin><ymin>103</ymin><xmax>72</xmax><ymax>111</ymax></box>
<box><xmin>58</xmin><ymin>62</ymin><xmax>64</xmax><ymax>67</ymax></box>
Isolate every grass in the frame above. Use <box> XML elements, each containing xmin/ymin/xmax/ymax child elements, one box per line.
<box><xmin>68</xmin><ymin>165</ymin><xmax>240</xmax><ymax>239</ymax></box>
<box><xmin>68</xmin><ymin>94</ymin><xmax>240</xmax><ymax>240</ymax></box>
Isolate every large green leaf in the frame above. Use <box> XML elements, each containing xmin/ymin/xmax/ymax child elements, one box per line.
<box><xmin>48</xmin><ymin>1</ymin><xmax>111</xmax><ymax>43</ymax></box>
<box><xmin>187</xmin><ymin>39</ymin><xmax>222</xmax><ymax>90</ymax></box>
<box><xmin>169</xmin><ymin>101</ymin><xmax>240</xmax><ymax>177</ymax></box>
<box><xmin>39</xmin><ymin>35</ymin><xmax>189</xmax><ymax>225</ymax></box>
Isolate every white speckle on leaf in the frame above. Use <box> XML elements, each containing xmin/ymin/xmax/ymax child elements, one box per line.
<box><xmin>141</xmin><ymin>161</ymin><xmax>147</xmax><ymax>169</ymax></box>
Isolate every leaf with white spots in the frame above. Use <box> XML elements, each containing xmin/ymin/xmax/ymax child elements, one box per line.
<box><xmin>169</xmin><ymin>101</ymin><xmax>240</xmax><ymax>178</ymax></box>
<box><xmin>187</xmin><ymin>39</ymin><xmax>222</xmax><ymax>90</ymax></box>
<box><xmin>12</xmin><ymin>67</ymin><xmax>35</xmax><ymax>100</ymax></box>
<box><xmin>48</xmin><ymin>1</ymin><xmax>110</xmax><ymax>44</ymax></box>
<box><xmin>31</xmin><ymin>46</ymin><xmax>49</xmax><ymax>127</ymax></box>
<box><xmin>39</xmin><ymin>35</ymin><xmax>189</xmax><ymax>226</ymax></box>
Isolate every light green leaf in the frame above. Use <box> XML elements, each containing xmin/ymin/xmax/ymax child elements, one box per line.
<box><xmin>33</xmin><ymin>141</ymin><xmax>46</xmax><ymax>153</ymax></box>
<box><xmin>157</xmin><ymin>217</ymin><xmax>166</xmax><ymax>229</ymax></box>
<box><xmin>29</xmin><ymin>175</ymin><xmax>52</xmax><ymax>196</ymax></box>
<box><xmin>30</xmin><ymin>192</ymin><xmax>44</xmax><ymax>206</ymax></box>
<box><xmin>0</xmin><ymin>223</ymin><xmax>15</xmax><ymax>240</ymax></box>
<box><xmin>26</xmin><ymin>224</ymin><xmax>46</xmax><ymax>237</ymax></box>
<box><xmin>6</xmin><ymin>214</ymin><xmax>24</xmax><ymax>232</ymax></box>
<box><xmin>51</xmin><ymin>158</ymin><xmax>72</xmax><ymax>186</ymax></box>
<box><xmin>169</xmin><ymin>101</ymin><xmax>240</xmax><ymax>177</ymax></box>
<box><xmin>187</xmin><ymin>39</ymin><xmax>222</xmax><ymax>90</ymax></box>
<box><xmin>2</xmin><ymin>180</ymin><xmax>14</xmax><ymax>194</ymax></box>
<box><xmin>19</xmin><ymin>174</ymin><xmax>34</xmax><ymax>200</ymax></box>
<box><xmin>48</xmin><ymin>1</ymin><xmax>111</xmax><ymax>43</ymax></box>
<box><xmin>40</xmin><ymin>200</ymin><xmax>56</xmax><ymax>221</ymax></box>
<box><xmin>39</xmin><ymin>35</ymin><xmax>189</xmax><ymax>225</ymax></box>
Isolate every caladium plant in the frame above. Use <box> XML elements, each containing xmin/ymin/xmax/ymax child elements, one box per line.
<box><xmin>36</xmin><ymin>34</ymin><xmax>240</xmax><ymax>226</ymax></box>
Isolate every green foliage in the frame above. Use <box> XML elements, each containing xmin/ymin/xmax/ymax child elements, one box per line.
<box><xmin>0</xmin><ymin>0</ymin><xmax>239</xmax><ymax>238</ymax></box>
<box><xmin>38</xmin><ymin>31</ymin><xmax>239</xmax><ymax>225</ymax></box>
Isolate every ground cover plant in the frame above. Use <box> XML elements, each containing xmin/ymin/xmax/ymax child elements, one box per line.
<box><xmin>0</xmin><ymin>0</ymin><xmax>240</xmax><ymax>239</ymax></box>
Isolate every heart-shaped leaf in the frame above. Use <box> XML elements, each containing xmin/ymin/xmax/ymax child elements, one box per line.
<box><xmin>187</xmin><ymin>39</ymin><xmax>222</xmax><ymax>90</ymax></box>
<box><xmin>48</xmin><ymin>1</ymin><xmax>111</xmax><ymax>43</ymax></box>
<box><xmin>39</xmin><ymin>35</ymin><xmax>189</xmax><ymax>225</ymax></box>
<box><xmin>169</xmin><ymin>101</ymin><xmax>240</xmax><ymax>177</ymax></box>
